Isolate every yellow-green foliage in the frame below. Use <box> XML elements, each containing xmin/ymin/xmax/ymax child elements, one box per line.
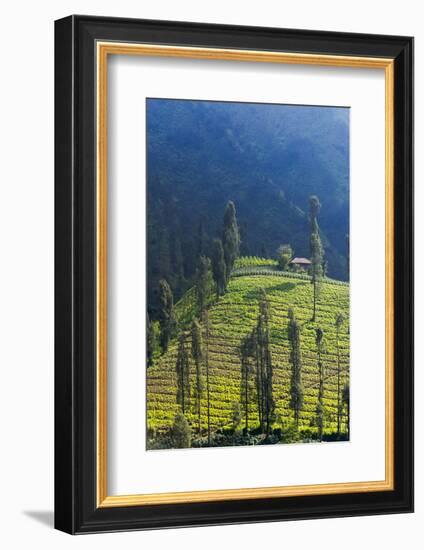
<box><xmin>147</xmin><ymin>265</ymin><xmax>349</xmax><ymax>436</ymax></box>
<box><xmin>234</xmin><ymin>256</ymin><xmax>278</xmax><ymax>269</ymax></box>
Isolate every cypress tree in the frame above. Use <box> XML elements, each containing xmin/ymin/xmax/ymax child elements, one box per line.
<box><xmin>335</xmin><ymin>312</ymin><xmax>345</xmax><ymax>436</ymax></box>
<box><xmin>288</xmin><ymin>308</ymin><xmax>304</xmax><ymax>427</ymax></box>
<box><xmin>315</xmin><ymin>327</ymin><xmax>325</xmax><ymax>441</ymax></box>
<box><xmin>202</xmin><ymin>309</ymin><xmax>211</xmax><ymax>445</ymax></box>
<box><xmin>309</xmin><ymin>196</ymin><xmax>324</xmax><ymax>322</ymax></box>
<box><xmin>158</xmin><ymin>279</ymin><xmax>176</xmax><ymax>352</ymax></box>
<box><xmin>342</xmin><ymin>383</ymin><xmax>350</xmax><ymax>439</ymax></box>
<box><xmin>175</xmin><ymin>332</ymin><xmax>190</xmax><ymax>414</ymax></box>
<box><xmin>147</xmin><ymin>313</ymin><xmax>153</xmax><ymax>367</ymax></box>
<box><xmin>222</xmin><ymin>201</ymin><xmax>240</xmax><ymax>281</ymax></box>
<box><xmin>310</xmin><ymin>195</ymin><xmax>320</xmax><ymax>233</ymax></box>
<box><xmin>195</xmin><ymin>256</ymin><xmax>212</xmax><ymax>313</ymax></box>
<box><xmin>252</xmin><ymin>290</ymin><xmax>274</xmax><ymax>435</ymax></box>
<box><xmin>191</xmin><ymin>319</ymin><xmax>204</xmax><ymax>434</ymax></box>
<box><xmin>260</xmin><ymin>290</ymin><xmax>274</xmax><ymax>436</ymax></box>
<box><xmin>252</xmin><ymin>326</ymin><xmax>263</xmax><ymax>431</ymax></box>
<box><xmin>240</xmin><ymin>332</ymin><xmax>254</xmax><ymax>432</ymax></box>
<box><xmin>147</xmin><ymin>313</ymin><xmax>161</xmax><ymax>367</ymax></box>
<box><xmin>211</xmin><ymin>238</ymin><xmax>227</xmax><ymax>298</ymax></box>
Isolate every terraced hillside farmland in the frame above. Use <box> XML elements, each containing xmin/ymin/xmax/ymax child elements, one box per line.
<box><xmin>146</xmin><ymin>259</ymin><xmax>349</xmax><ymax>448</ymax></box>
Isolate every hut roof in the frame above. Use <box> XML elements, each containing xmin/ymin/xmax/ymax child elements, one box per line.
<box><xmin>290</xmin><ymin>257</ymin><xmax>311</xmax><ymax>265</ymax></box>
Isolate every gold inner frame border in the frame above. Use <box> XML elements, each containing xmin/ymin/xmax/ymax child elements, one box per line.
<box><xmin>96</xmin><ymin>42</ymin><xmax>395</xmax><ymax>508</ymax></box>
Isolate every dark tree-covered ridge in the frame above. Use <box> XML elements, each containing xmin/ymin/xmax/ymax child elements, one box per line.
<box><xmin>146</xmin><ymin>99</ymin><xmax>349</xmax><ymax>317</ymax></box>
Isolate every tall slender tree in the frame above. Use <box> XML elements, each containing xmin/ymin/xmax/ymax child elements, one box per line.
<box><xmin>309</xmin><ymin>195</ymin><xmax>324</xmax><ymax>322</ymax></box>
<box><xmin>222</xmin><ymin>201</ymin><xmax>240</xmax><ymax>281</ymax></box>
<box><xmin>147</xmin><ymin>313</ymin><xmax>153</xmax><ymax>367</ymax></box>
<box><xmin>158</xmin><ymin>279</ymin><xmax>176</xmax><ymax>352</ymax></box>
<box><xmin>175</xmin><ymin>332</ymin><xmax>190</xmax><ymax>414</ymax></box>
<box><xmin>342</xmin><ymin>383</ymin><xmax>350</xmax><ymax>439</ymax></box>
<box><xmin>147</xmin><ymin>313</ymin><xmax>161</xmax><ymax>368</ymax></box>
<box><xmin>252</xmin><ymin>327</ymin><xmax>263</xmax><ymax>431</ymax></box>
<box><xmin>315</xmin><ymin>327</ymin><xmax>325</xmax><ymax>441</ymax></box>
<box><xmin>240</xmin><ymin>333</ymin><xmax>254</xmax><ymax>432</ymax></box>
<box><xmin>335</xmin><ymin>312</ymin><xmax>345</xmax><ymax>436</ymax></box>
<box><xmin>191</xmin><ymin>318</ymin><xmax>204</xmax><ymax>434</ymax></box>
<box><xmin>259</xmin><ymin>290</ymin><xmax>274</xmax><ymax>435</ymax></box>
<box><xmin>288</xmin><ymin>308</ymin><xmax>304</xmax><ymax>427</ymax></box>
<box><xmin>195</xmin><ymin>256</ymin><xmax>213</xmax><ymax>312</ymax></box>
<box><xmin>310</xmin><ymin>195</ymin><xmax>320</xmax><ymax>233</ymax></box>
<box><xmin>211</xmin><ymin>238</ymin><xmax>227</xmax><ymax>297</ymax></box>
<box><xmin>202</xmin><ymin>309</ymin><xmax>211</xmax><ymax>446</ymax></box>
<box><xmin>251</xmin><ymin>290</ymin><xmax>274</xmax><ymax>435</ymax></box>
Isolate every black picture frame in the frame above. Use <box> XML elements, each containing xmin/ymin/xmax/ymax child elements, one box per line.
<box><xmin>55</xmin><ymin>15</ymin><xmax>413</xmax><ymax>534</ymax></box>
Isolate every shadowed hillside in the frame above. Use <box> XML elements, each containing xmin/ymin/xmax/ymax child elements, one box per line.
<box><xmin>147</xmin><ymin>99</ymin><xmax>350</xmax><ymax>316</ymax></box>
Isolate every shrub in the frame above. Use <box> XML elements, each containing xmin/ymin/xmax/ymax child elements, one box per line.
<box><xmin>276</xmin><ymin>244</ymin><xmax>293</xmax><ymax>271</ymax></box>
<box><xmin>171</xmin><ymin>412</ymin><xmax>191</xmax><ymax>448</ymax></box>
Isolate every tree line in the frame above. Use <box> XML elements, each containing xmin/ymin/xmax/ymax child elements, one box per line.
<box><xmin>165</xmin><ymin>287</ymin><xmax>349</xmax><ymax>448</ymax></box>
<box><xmin>147</xmin><ymin>200</ymin><xmax>240</xmax><ymax>366</ymax></box>
<box><xmin>238</xmin><ymin>293</ymin><xmax>349</xmax><ymax>443</ymax></box>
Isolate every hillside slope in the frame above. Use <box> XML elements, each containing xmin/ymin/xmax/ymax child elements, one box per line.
<box><xmin>146</xmin><ymin>264</ymin><xmax>349</xmax><ymax>444</ymax></box>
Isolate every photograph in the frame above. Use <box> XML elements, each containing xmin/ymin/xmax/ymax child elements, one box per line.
<box><xmin>146</xmin><ymin>98</ymin><xmax>350</xmax><ymax>450</ymax></box>
<box><xmin>52</xmin><ymin>12</ymin><xmax>413</xmax><ymax>535</ymax></box>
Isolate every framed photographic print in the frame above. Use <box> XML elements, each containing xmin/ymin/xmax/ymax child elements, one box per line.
<box><xmin>54</xmin><ymin>15</ymin><xmax>414</xmax><ymax>534</ymax></box>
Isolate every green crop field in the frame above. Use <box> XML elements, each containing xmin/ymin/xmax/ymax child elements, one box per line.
<box><xmin>146</xmin><ymin>257</ymin><xmax>349</xmax><ymax>446</ymax></box>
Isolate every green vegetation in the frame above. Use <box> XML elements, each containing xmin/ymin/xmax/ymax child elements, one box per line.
<box><xmin>234</xmin><ymin>257</ymin><xmax>278</xmax><ymax>269</ymax></box>
<box><xmin>191</xmin><ymin>318</ymin><xmax>204</xmax><ymax>434</ymax></box>
<box><xmin>146</xmin><ymin>98</ymin><xmax>351</xmax><ymax>450</ymax></box>
<box><xmin>195</xmin><ymin>256</ymin><xmax>213</xmax><ymax>313</ymax></box>
<box><xmin>277</xmin><ymin>244</ymin><xmax>293</xmax><ymax>271</ymax></box>
<box><xmin>211</xmin><ymin>239</ymin><xmax>227</xmax><ymax>297</ymax></box>
<box><xmin>147</xmin><ymin>314</ymin><xmax>161</xmax><ymax>368</ymax></box>
<box><xmin>146</xmin><ymin>261</ymin><xmax>349</xmax><ymax>448</ymax></box>
<box><xmin>309</xmin><ymin>195</ymin><xmax>324</xmax><ymax>322</ymax></box>
<box><xmin>158</xmin><ymin>279</ymin><xmax>176</xmax><ymax>353</ymax></box>
<box><xmin>288</xmin><ymin>308</ymin><xmax>304</xmax><ymax>427</ymax></box>
<box><xmin>315</xmin><ymin>327</ymin><xmax>325</xmax><ymax>441</ymax></box>
<box><xmin>175</xmin><ymin>333</ymin><xmax>190</xmax><ymax>414</ymax></box>
<box><xmin>222</xmin><ymin>201</ymin><xmax>240</xmax><ymax>283</ymax></box>
<box><xmin>171</xmin><ymin>412</ymin><xmax>191</xmax><ymax>449</ymax></box>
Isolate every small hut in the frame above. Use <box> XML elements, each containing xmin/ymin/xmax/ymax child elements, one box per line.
<box><xmin>289</xmin><ymin>257</ymin><xmax>312</xmax><ymax>271</ymax></box>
